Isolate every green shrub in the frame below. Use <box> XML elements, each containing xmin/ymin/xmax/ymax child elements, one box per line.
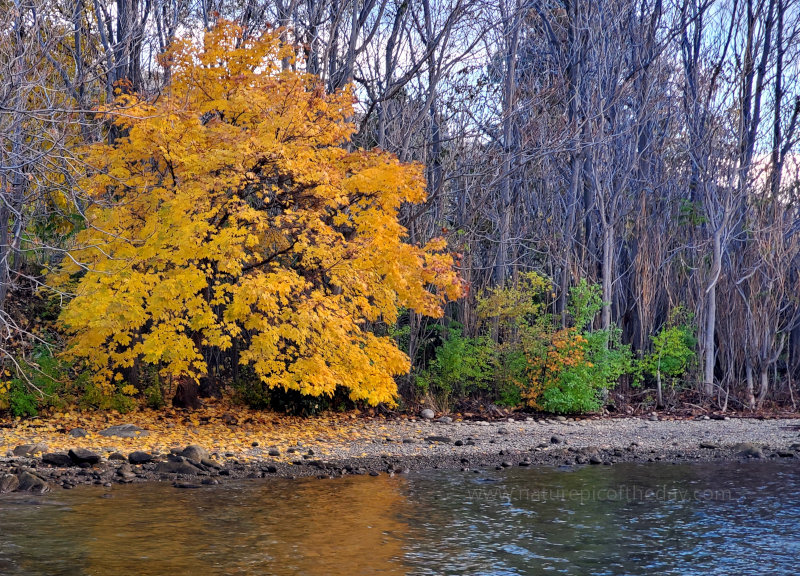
<box><xmin>144</xmin><ymin>383</ymin><xmax>166</xmax><ymax>409</ymax></box>
<box><xmin>9</xmin><ymin>379</ymin><xmax>39</xmax><ymax>418</ymax></box>
<box><xmin>1</xmin><ymin>343</ymin><xmax>82</xmax><ymax>417</ymax></box>
<box><xmin>641</xmin><ymin>306</ymin><xmax>697</xmax><ymax>383</ymax></box>
<box><xmin>232</xmin><ymin>369</ymin><xmax>272</xmax><ymax>410</ymax></box>
<box><xmin>493</xmin><ymin>347</ymin><xmax>527</xmax><ymax>406</ymax></box>
<box><xmin>415</xmin><ymin>328</ymin><xmax>496</xmax><ymax>410</ymax></box>
<box><xmin>413</xmin><ymin>276</ymin><xmax>634</xmax><ymax>415</ymax></box>
<box><xmin>79</xmin><ymin>381</ymin><xmax>136</xmax><ymax>413</ymax></box>
<box><xmin>512</xmin><ymin>280</ymin><xmax>633</xmax><ymax>414</ymax></box>
<box><xmin>540</xmin><ymin>325</ymin><xmax>632</xmax><ymax>414</ymax></box>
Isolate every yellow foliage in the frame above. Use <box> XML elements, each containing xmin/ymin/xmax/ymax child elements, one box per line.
<box><xmin>0</xmin><ymin>380</ymin><xmax>8</xmax><ymax>410</ymax></box>
<box><xmin>120</xmin><ymin>384</ymin><xmax>138</xmax><ymax>396</ymax></box>
<box><xmin>476</xmin><ymin>271</ymin><xmax>550</xmax><ymax>327</ymax></box>
<box><xmin>55</xmin><ymin>21</ymin><xmax>462</xmax><ymax>406</ymax></box>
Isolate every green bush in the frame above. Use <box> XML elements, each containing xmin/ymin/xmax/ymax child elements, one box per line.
<box><xmin>493</xmin><ymin>347</ymin><xmax>527</xmax><ymax>407</ymax></box>
<box><xmin>232</xmin><ymin>368</ymin><xmax>272</xmax><ymax>410</ymax></box>
<box><xmin>641</xmin><ymin>306</ymin><xmax>697</xmax><ymax>383</ymax></box>
<box><xmin>1</xmin><ymin>343</ymin><xmax>83</xmax><ymax>417</ymax></box>
<box><xmin>9</xmin><ymin>379</ymin><xmax>39</xmax><ymax>418</ymax></box>
<box><xmin>513</xmin><ymin>280</ymin><xmax>633</xmax><ymax>414</ymax></box>
<box><xmin>79</xmin><ymin>382</ymin><xmax>137</xmax><ymax>413</ymax></box>
<box><xmin>144</xmin><ymin>383</ymin><xmax>166</xmax><ymax>409</ymax></box>
<box><xmin>412</xmin><ymin>276</ymin><xmax>634</xmax><ymax>415</ymax></box>
<box><xmin>415</xmin><ymin>327</ymin><xmax>496</xmax><ymax>410</ymax></box>
<box><xmin>540</xmin><ymin>325</ymin><xmax>632</xmax><ymax>414</ymax></box>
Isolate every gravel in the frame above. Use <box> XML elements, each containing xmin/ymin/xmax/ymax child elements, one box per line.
<box><xmin>2</xmin><ymin>417</ymin><xmax>799</xmax><ymax>491</ymax></box>
<box><xmin>239</xmin><ymin>417</ymin><xmax>800</xmax><ymax>463</ymax></box>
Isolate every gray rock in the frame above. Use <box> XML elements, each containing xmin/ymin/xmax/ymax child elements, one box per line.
<box><xmin>99</xmin><ymin>424</ymin><xmax>149</xmax><ymax>438</ymax></box>
<box><xmin>268</xmin><ymin>448</ymin><xmax>280</xmax><ymax>456</ymax></box>
<box><xmin>402</xmin><ymin>438</ymin><xmax>416</xmax><ymax>444</ymax></box>
<box><xmin>108</xmin><ymin>452</ymin><xmax>127</xmax><ymax>461</ymax></box>
<box><xmin>551</xmin><ymin>435</ymin><xmax>565</xmax><ymax>444</ymax></box>
<box><xmin>735</xmin><ymin>443</ymin><xmax>763</xmax><ymax>458</ymax></box>
<box><xmin>437</xmin><ymin>416</ymin><xmax>453</xmax><ymax>424</ymax></box>
<box><xmin>200</xmin><ymin>458</ymin><xmax>223</xmax><ymax>470</ymax></box>
<box><xmin>0</xmin><ymin>474</ymin><xmax>20</xmax><ymax>494</ymax></box>
<box><xmin>128</xmin><ymin>451</ymin><xmax>154</xmax><ymax>464</ymax></box>
<box><xmin>156</xmin><ymin>460</ymin><xmax>202</xmax><ymax>475</ymax></box>
<box><xmin>420</xmin><ymin>409</ymin><xmax>435</xmax><ymax>419</ymax></box>
<box><xmin>497</xmin><ymin>428</ymin><xmax>510</xmax><ymax>435</ymax></box>
<box><xmin>180</xmin><ymin>445</ymin><xmax>208</xmax><ymax>462</ymax></box>
<box><xmin>501</xmin><ymin>461</ymin><xmax>512</xmax><ymax>468</ymax></box>
<box><xmin>68</xmin><ymin>448</ymin><xmax>101</xmax><ymax>465</ymax></box>
<box><xmin>68</xmin><ymin>428</ymin><xmax>89</xmax><ymax>438</ymax></box>
<box><xmin>555</xmin><ymin>416</ymin><xmax>567</xmax><ymax>422</ymax></box>
<box><xmin>42</xmin><ymin>453</ymin><xmax>73</xmax><ymax>467</ymax></box>
<box><xmin>12</xmin><ymin>443</ymin><xmax>48</xmax><ymax>457</ymax></box>
<box><xmin>454</xmin><ymin>440</ymin><xmax>464</xmax><ymax>447</ymax></box>
<box><xmin>16</xmin><ymin>471</ymin><xmax>50</xmax><ymax>494</ymax></box>
<box><xmin>589</xmin><ymin>455</ymin><xmax>603</xmax><ymax>465</ymax></box>
<box><xmin>699</xmin><ymin>442</ymin><xmax>719</xmax><ymax>450</ymax></box>
<box><xmin>424</xmin><ymin>436</ymin><xmax>452</xmax><ymax>444</ymax></box>
<box><xmin>117</xmin><ymin>464</ymin><xmax>136</xmax><ymax>481</ymax></box>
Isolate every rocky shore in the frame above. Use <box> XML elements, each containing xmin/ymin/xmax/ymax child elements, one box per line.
<box><xmin>2</xmin><ymin>415</ymin><xmax>800</xmax><ymax>494</ymax></box>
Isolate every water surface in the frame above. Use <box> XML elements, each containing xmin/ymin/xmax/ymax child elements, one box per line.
<box><xmin>1</xmin><ymin>461</ymin><xmax>798</xmax><ymax>575</ymax></box>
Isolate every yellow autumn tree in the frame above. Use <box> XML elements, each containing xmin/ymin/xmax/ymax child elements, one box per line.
<box><xmin>54</xmin><ymin>21</ymin><xmax>462</xmax><ymax>406</ymax></box>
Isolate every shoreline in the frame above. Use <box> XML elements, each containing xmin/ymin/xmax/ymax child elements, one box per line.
<box><xmin>2</xmin><ymin>415</ymin><xmax>800</xmax><ymax>493</ymax></box>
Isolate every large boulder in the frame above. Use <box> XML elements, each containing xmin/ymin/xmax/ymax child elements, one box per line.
<box><xmin>16</xmin><ymin>471</ymin><xmax>50</xmax><ymax>494</ymax></box>
<box><xmin>99</xmin><ymin>424</ymin><xmax>149</xmax><ymax>438</ymax></box>
<box><xmin>156</xmin><ymin>460</ymin><xmax>203</xmax><ymax>475</ymax></box>
<box><xmin>42</xmin><ymin>453</ymin><xmax>73</xmax><ymax>467</ymax></box>
<box><xmin>0</xmin><ymin>474</ymin><xmax>19</xmax><ymax>494</ymax></box>
<box><xmin>180</xmin><ymin>445</ymin><xmax>208</xmax><ymax>462</ymax></box>
<box><xmin>735</xmin><ymin>442</ymin><xmax>764</xmax><ymax>459</ymax></box>
<box><xmin>116</xmin><ymin>463</ymin><xmax>137</xmax><ymax>482</ymax></box>
<box><xmin>128</xmin><ymin>451</ymin><xmax>154</xmax><ymax>465</ymax></box>
<box><xmin>68</xmin><ymin>448</ymin><xmax>101</xmax><ymax>465</ymax></box>
<box><xmin>12</xmin><ymin>443</ymin><xmax>48</xmax><ymax>457</ymax></box>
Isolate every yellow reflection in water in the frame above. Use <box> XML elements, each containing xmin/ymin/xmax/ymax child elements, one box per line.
<box><xmin>28</xmin><ymin>475</ymin><xmax>411</xmax><ymax>576</ymax></box>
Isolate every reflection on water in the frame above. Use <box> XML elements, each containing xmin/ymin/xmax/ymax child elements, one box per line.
<box><xmin>1</xmin><ymin>461</ymin><xmax>798</xmax><ymax>575</ymax></box>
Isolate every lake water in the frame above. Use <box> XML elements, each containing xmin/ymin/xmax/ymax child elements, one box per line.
<box><xmin>1</xmin><ymin>461</ymin><xmax>798</xmax><ymax>575</ymax></box>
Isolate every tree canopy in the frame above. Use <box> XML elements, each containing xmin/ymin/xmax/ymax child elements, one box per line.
<box><xmin>55</xmin><ymin>21</ymin><xmax>462</xmax><ymax>406</ymax></box>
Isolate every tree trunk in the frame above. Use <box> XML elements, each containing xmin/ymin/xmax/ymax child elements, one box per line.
<box><xmin>746</xmin><ymin>359</ymin><xmax>755</xmax><ymax>410</ymax></box>
<box><xmin>703</xmin><ymin>232</ymin><xmax>722</xmax><ymax>397</ymax></box>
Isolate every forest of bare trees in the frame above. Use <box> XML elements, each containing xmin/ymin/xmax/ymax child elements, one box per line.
<box><xmin>2</xmin><ymin>0</ymin><xmax>800</xmax><ymax>413</ymax></box>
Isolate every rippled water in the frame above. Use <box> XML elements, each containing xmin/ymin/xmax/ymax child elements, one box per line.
<box><xmin>1</xmin><ymin>461</ymin><xmax>798</xmax><ymax>575</ymax></box>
